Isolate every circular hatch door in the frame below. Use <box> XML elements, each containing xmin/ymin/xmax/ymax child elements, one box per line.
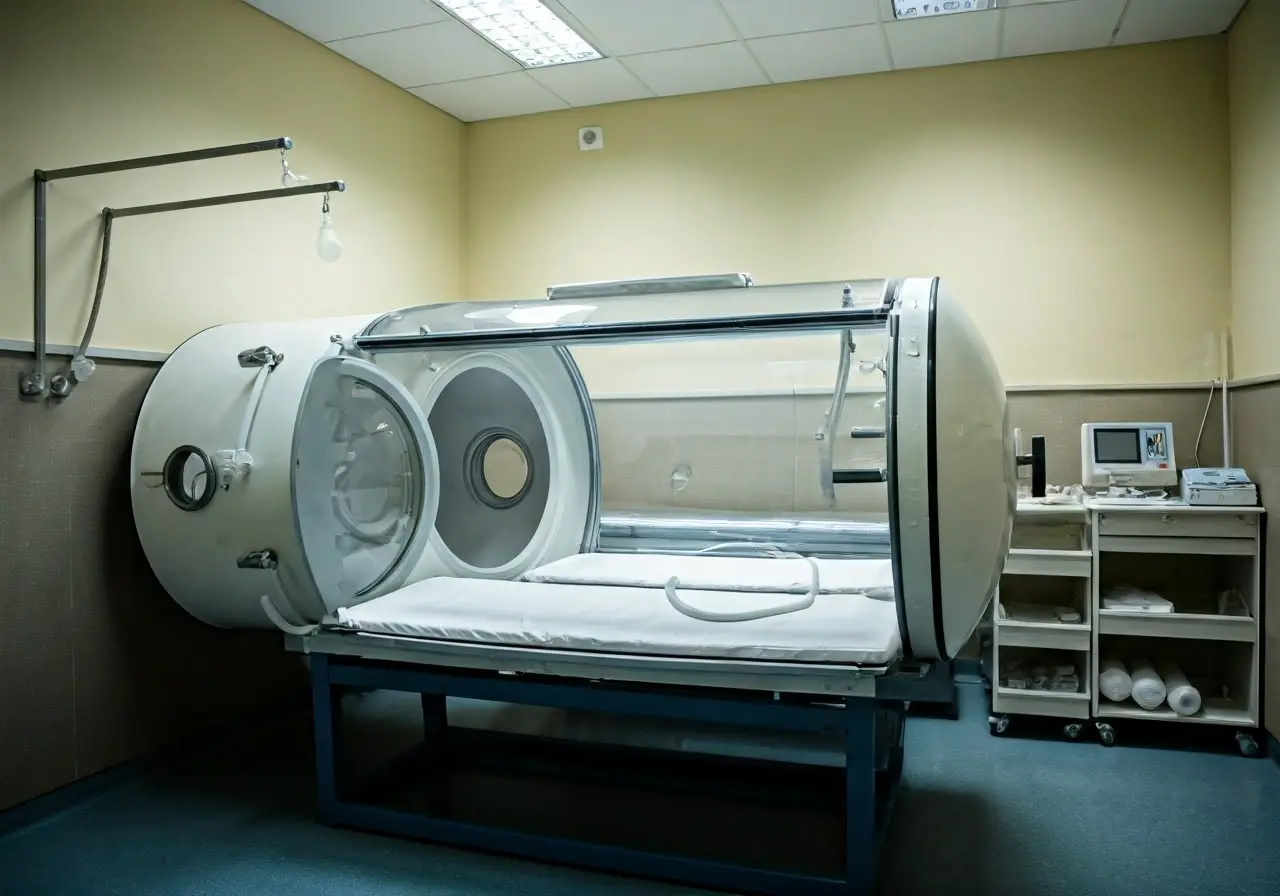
<box><xmin>292</xmin><ymin>355</ymin><xmax>439</xmax><ymax>616</ymax></box>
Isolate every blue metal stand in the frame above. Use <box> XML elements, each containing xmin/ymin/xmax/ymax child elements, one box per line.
<box><xmin>309</xmin><ymin>654</ymin><xmax>903</xmax><ymax>895</ymax></box>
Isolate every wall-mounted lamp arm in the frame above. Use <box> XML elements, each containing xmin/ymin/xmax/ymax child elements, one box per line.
<box><xmin>43</xmin><ymin>179</ymin><xmax>346</xmax><ymax>400</ymax></box>
<box><xmin>37</xmin><ymin>137</ymin><xmax>293</xmax><ymax>182</ymax></box>
<box><xmin>108</xmin><ymin>179</ymin><xmax>344</xmax><ymax>219</ymax></box>
<box><xmin>21</xmin><ymin>136</ymin><xmax>307</xmax><ymax>402</ymax></box>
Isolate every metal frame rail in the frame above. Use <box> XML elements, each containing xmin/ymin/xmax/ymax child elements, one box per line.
<box><xmin>310</xmin><ymin>653</ymin><xmax>906</xmax><ymax>895</ymax></box>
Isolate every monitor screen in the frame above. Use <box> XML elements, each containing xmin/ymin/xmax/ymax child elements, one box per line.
<box><xmin>1094</xmin><ymin>429</ymin><xmax>1141</xmax><ymax>464</ymax></box>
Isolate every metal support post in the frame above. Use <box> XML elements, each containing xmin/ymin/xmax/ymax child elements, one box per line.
<box><xmin>311</xmin><ymin>654</ymin><xmax>344</xmax><ymax>820</ymax></box>
<box><xmin>844</xmin><ymin>697</ymin><xmax>878</xmax><ymax>895</ymax></box>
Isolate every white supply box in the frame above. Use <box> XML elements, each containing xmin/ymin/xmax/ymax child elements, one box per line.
<box><xmin>1180</xmin><ymin>468</ymin><xmax>1257</xmax><ymax>507</ymax></box>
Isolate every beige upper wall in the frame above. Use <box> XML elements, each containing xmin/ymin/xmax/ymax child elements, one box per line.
<box><xmin>1230</xmin><ymin>0</ymin><xmax>1280</xmax><ymax>380</ymax></box>
<box><xmin>0</xmin><ymin>0</ymin><xmax>465</xmax><ymax>354</ymax></box>
<box><xmin>467</xmin><ymin>39</ymin><xmax>1231</xmax><ymax>392</ymax></box>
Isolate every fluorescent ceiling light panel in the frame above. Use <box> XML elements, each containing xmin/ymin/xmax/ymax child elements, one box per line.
<box><xmin>892</xmin><ymin>0</ymin><xmax>997</xmax><ymax>19</ymax></box>
<box><xmin>434</xmin><ymin>0</ymin><xmax>601</xmax><ymax>68</ymax></box>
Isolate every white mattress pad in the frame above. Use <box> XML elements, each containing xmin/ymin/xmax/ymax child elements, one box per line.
<box><xmin>334</xmin><ymin>576</ymin><xmax>902</xmax><ymax>665</ymax></box>
<box><xmin>523</xmin><ymin>552</ymin><xmax>896</xmax><ymax>598</ymax></box>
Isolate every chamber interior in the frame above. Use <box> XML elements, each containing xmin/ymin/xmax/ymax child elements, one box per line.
<box><xmin>569</xmin><ymin>310</ymin><xmax>890</xmax><ymax>521</ymax></box>
<box><xmin>364</xmin><ymin>280</ymin><xmax>894</xmax><ymax>564</ymax></box>
<box><xmin>428</xmin><ymin>363</ymin><xmax>552</xmax><ymax>571</ymax></box>
<box><xmin>368</xmin><ymin>345</ymin><xmax>596</xmax><ymax>579</ymax></box>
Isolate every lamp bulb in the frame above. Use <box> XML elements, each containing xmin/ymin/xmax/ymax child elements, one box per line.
<box><xmin>316</xmin><ymin>212</ymin><xmax>343</xmax><ymax>263</ymax></box>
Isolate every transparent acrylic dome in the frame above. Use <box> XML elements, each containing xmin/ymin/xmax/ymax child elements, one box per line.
<box><xmin>354</xmin><ymin>276</ymin><xmax>1013</xmax><ymax>663</ymax></box>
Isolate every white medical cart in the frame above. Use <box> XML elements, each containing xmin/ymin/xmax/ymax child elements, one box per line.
<box><xmin>1089</xmin><ymin>502</ymin><xmax>1264</xmax><ymax>755</ymax></box>
<box><xmin>989</xmin><ymin>502</ymin><xmax>1094</xmax><ymax>739</ymax></box>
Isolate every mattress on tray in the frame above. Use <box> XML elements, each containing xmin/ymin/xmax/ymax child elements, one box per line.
<box><xmin>522</xmin><ymin>552</ymin><xmax>896</xmax><ymax>598</ymax></box>
<box><xmin>334</xmin><ymin>576</ymin><xmax>901</xmax><ymax>665</ymax></box>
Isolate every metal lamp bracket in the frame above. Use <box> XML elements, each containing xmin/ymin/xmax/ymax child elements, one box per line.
<box><xmin>22</xmin><ymin>136</ymin><xmax>344</xmax><ymax>402</ymax></box>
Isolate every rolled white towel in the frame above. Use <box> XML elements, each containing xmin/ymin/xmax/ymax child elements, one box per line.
<box><xmin>1128</xmin><ymin>657</ymin><xmax>1167</xmax><ymax>710</ymax></box>
<box><xmin>1159</xmin><ymin>661</ymin><xmax>1202</xmax><ymax>717</ymax></box>
<box><xmin>1099</xmin><ymin>658</ymin><xmax>1133</xmax><ymax>703</ymax></box>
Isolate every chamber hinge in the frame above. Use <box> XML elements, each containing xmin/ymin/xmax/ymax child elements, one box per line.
<box><xmin>238</xmin><ymin>345</ymin><xmax>283</xmax><ymax>368</ymax></box>
<box><xmin>330</xmin><ymin>333</ymin><xmax>371</xmax><ymax>360</ymax></box>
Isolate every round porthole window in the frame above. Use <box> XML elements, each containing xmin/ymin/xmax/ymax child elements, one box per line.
<box><xmin>162</xmin><ymin>445</ymin><xmax>217</xmax><ymax>511</ymax></box>
<box><xmin>468</xmin><ymin>430</ymin><xmax>533</xmax><ymax>509</ymax></box>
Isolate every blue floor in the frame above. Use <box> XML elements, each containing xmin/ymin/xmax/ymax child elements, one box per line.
<box><xmin>1</xmin><ymin>683</ymin><xmax>1278</xmax><ymax>896</ymax></box>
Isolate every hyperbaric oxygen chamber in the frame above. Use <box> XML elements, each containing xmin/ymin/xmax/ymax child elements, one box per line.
<box><xmin>130</xmin><ymin>276</ymin><xmax>1015</xmax><ymax>663</ymax></box>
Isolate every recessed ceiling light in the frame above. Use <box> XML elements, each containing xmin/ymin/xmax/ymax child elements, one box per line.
<box><xmin>434</xmin><ymin>0</ymin><xmax>601</xmax><ymax>68</ymax></box>
<box><xmin>892</xmin><ymin>0</ymin><xmax>998</xmax><ymax>19</ymax></box>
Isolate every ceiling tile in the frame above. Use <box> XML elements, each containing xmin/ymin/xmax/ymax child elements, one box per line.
<box><xmin>622</xmin><ymin>42</ymin><xmax>770</xmax><ymax>97</ymax></box>
<box><xmin>1113</xmin><ymin>0</ymin><xmax>1245</xmax><ymax>45</ymax></box>
<box><xmin>556</xmin><ymin>0</ymin><xmax>738</xmax><ymax>56</ymax></box>
<box><xmin>326</xmin><ymin>19</ymin><xmax>519</xmax><ymax>88</ymax></box>
<box><xmin>883</xmin><ymin>8</ymin><xmax>1000</xmax><ymax>69</ymax></box>
<box><xmin>411</xmin><ymin>72</ymin><xmax>570</xmax><ymax>121</ymax></box>
<box><xmin>748</xmin><ymin>25</ymin><xmax>891</xmax><ymax>84</ymax></box>
<box><xmin>529</xmin><ymin>58</ymin><xmax>654</xmax><ymax>107</ymax></box>
<box><xmin>720</xmin><ymin>0</ymin><xmax>879</xmax><ymax>39</ymax></box>
<box><xmin>244</xmin><ymin>0</ymin><xmax>446</xmax><ymax>43</ymax></box>
<box><xmin>1001</xmin><ymin>0</ymin><xmax>1126</xmax><ymax>59</ymax></box>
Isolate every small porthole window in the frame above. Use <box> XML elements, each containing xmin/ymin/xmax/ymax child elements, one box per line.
<box><xmin>467</xmin><ymin>430</ymin><xmax>533</xmax><ymax>509</ymax></box>
<box><xmin>163</xmin><ymin>445</ymin><xmax>217</xmax><ymax>511</ymax></box>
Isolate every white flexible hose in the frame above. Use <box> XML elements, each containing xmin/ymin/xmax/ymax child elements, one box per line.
<box><xmin>664</xmin><ymin>542</ymin><xmax>821</xmax><ymax>622</ymax></box>
<box><xmin>237</xmin><ymin>363</ymin><xmax>274</xmax><ymax>452</ymax></box>
<box><xmin>693</xmin><ymin>541</ymin><xmax>791</xmax><ymax>558</ymax></box>
<box><xmin>260</xmin><ymin>592</ymin><xmax>319</xmax><ymax>637</ymax></box>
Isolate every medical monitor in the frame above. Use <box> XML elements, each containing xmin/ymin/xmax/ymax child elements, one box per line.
<box><xmin>1080</xmin><ymin>422</ymin><xmax>1176</xmax><ymax>488</ymax></box>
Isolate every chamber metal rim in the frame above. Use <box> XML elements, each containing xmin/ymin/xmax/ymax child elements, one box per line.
<box><xmin>886</xmin><ymin>277</ymin><xmax>944</xmax><ymax>663</ymax></box>
<box><xmin>161</xmin><ymin>444</ymin><xmax>218</xmax><ymax>512</ymax></box>
<box><xmin>464</xmin><ymin>427</ymin><xmax>536</xmax><ymax>510</ymax></box>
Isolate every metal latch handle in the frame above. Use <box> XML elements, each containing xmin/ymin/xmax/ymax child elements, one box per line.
<box><xmin>237</xmin><ymin>549</ymin><xmax>279</xmax><ymax>570</ymax></box>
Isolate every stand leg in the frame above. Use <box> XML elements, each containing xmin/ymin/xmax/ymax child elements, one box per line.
<box><xmin>311</xmin><ymin>654</ymin><xmax>345</xmax><ymax>820</ymax></box>
<box><xmin>844</xmin><ymin>698</ymin><xmax>877</xmax><ymax>895</ymax></box>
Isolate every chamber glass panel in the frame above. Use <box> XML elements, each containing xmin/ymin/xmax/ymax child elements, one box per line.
<box><xmin>365</xmin><ymin>279</ymin><xmax>890</xmax><ymax>340</ymax></box>
<box><xmin>575</xmin><ymin>321</ymin><xmax>891</xmax><ymax>557</ymax></box>
<box><xmin>322</xmin><ymin>375</ymin><xmax>421</xmax><ymax>595</ymax></box>
<box><xmin>364</xmin><ymin>281</ymin><xmax>893</xmax><ymax>561</ymax></box>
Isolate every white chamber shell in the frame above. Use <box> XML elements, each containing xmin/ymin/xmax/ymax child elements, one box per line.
<box><xmin>131</xmin><ymin>318</ymin><xmax>599</xmax><ymax>630</ymax></box>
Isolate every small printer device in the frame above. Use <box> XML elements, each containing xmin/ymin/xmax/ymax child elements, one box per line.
<box><xmin>1179</xmin><ymin>468</ymin><xmax>1257</xmax><ymax>507</ymax></box>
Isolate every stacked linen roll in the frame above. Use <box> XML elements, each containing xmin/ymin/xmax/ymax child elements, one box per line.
<box><xmin>1098</xmin><ymin>657</ymin><xmax>1133</xmax><ymax>703</ymax></box>
<box><xmin>1158</xmin><ymin>660</ymin><xmax>1203</xmax><ymax>716</ymax></box>
<box><xmin>1128</xmin><ymin>657</ymin><xmax>1167</xmax><ymax>710</ymax></box>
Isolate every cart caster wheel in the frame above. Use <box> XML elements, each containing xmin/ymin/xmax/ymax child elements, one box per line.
<box><xmin>1096</xmin><ymin>722</ymin><xmax>1116</xmax><ymax>746</ymax></box>
<box><xmin>988</xmin><ymin>715</ymin><xmax>1010</xmax><ymax>736</ymax></box>
<box><xmin>1236</xmin><ymin>731</ymin><xmax>1260</xmax><ymax>757</ymax></box>
<box><xmin>1063</xmin><ymin>723</ymin><xmax>1083</xmax><ymax>741</ymax></box>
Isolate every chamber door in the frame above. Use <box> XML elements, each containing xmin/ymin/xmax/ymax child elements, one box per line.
<box><xmin>292</xmin><ymin>355</ymin><xmax>439</xmax><ymax>616</ymax></box>
<box><xmin>888</xmin><ymin>278</ymin><xmax>1015</xmax><ymax>663</ymax></box>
